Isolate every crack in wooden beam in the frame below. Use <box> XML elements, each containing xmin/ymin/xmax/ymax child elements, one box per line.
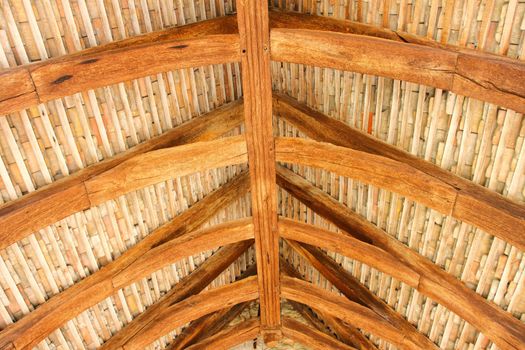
<box><xmin>276</xmin><ymin>165</ymin><xmax>525</xmax><ymax>350</ymax></box>
<box><xmin>0</xmin><ymin>99</ymin><xmax>244</xmax><ymax>250</ymax></box>
<box><xmin>236</xmin><ymin>1</ymin><xmax>281</xmax><ymax>343</ymax></box>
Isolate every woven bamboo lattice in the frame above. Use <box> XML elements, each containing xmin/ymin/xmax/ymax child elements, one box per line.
<box><xmin>0</xmin><ymin>0</ymin><xmax>523</xmax><ymax>349</ymax></box>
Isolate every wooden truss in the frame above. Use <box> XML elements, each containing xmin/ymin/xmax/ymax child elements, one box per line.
<box><xmin>0</xmin><ymin>2</ymin><xmax>524</xmax><ymax>350</ymax></box>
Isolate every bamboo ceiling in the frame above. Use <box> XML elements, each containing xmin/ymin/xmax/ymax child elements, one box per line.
<box><xmin>0</xmin><ymin>0</ymin><xmax>524</xmax><ymax>349</ymax></box>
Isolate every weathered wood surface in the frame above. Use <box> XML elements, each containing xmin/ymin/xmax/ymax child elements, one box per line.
<box><xmin>281</xmin><ymin>276</ymin><xmax>413</xmax><ymax>348</ymax></box>
<box><xmin>85</xmin><ymin>135</ymin><xmax>247</xmax><ymax>205</ymax></box>
<box><xmin>237</xmin><ymin>0</ymin><xmax>281</xmax><ymax>342</ymax></box>
<box><xmin>274</xmin><ymin>93</ymin><xmax>525</xmax><ymax>252</ymax></box>
<box><xmin>0</xmin><ymin>99</ymin><xmax>244</xmax><ymax>250</ymax></box>
<box><xmin>271</xmin><ymin>29</ymin><xmax>525</xmax><ymax>113</ymax></box>
<box><xmin>0</xmin><ymin>16</ymin><xmax>239</xmax><ymax>114</ymax></box>
<box><xmin>100</xmin><ymin>241</ymin><xmax>253</xmax><ymax>350</ymax></box>
<box><xmin>184</xmin><ymin>318</ymin><xmax>260</xmax><ymax>350</ymax></box>
<box><xmin>285</xmin><ymin>241</ymin><xmax>438</xmax><ymax>350</ymax></box>
<box><xmin>282</xmin><ymin>317</ymin><xmax>359</xmax><ymax>350</ymax></box>
<box><xmin>280</xmin><ymin>258</ymin><xmax>378</xmax><ymax>350</ymax></box>
<box><xmin>275</xmin><ymin>137</ymin><xmax>457</xmax><ymax>214</ymax></box>
<box><xmin>276</xmin><ymin>165</ymin><xmax>525</xmax><ymax>350</ymax></box>
<box><xmin>0</xmin><ymin>172</ymin><xmax>250</xmax><ymax>350</ymax></box>
<box><xmin>279</xmin><ymin>219</ymin><xmax>419</xmax><ymax>287</ymax></box>
<box><xmin>123</xmin><ymin>276</ymin><xmax>259</xmax><ymax>350</ymax></box>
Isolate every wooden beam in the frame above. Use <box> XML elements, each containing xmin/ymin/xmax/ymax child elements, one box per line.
<box><xmin>279</xmin><ymin>219</ymin><xmax>419</xmax><ymax>288</ymax></box>
<box><xmin>0</xmin><ymin>16</ymin><xmax>239</xmax><ymax>114</ymax></box>
<box><xmin>275</xmin><ymin>137</ymin><xmax>457</xmax><ymax>214</ymax></box>
<box><xmin>282</xmin><ymin>317</ymin><xmax>358</xmax><ymax>350</ymax></box>
<box><xmin>0</xmin><ymin>99</ymin><xmax>244</xmax><ymax>250</ymax></box>
<box><xmin>280</xmin><ymin>257</ymin><xmax>378</xmax><ymax>350</ymax></box>
<box><xmin>184</xmin><ymin>318</ymin><xmax>260</xmax><ymax>350</ymax></box>
<box><xmin>237</xmin><ymin>0</ymin><xmax>281</xmax><ymax>342</ymax></box>
<box><xmin>166</xmin><ymin>301</ymin><xmax>252</xmax><ymax>350</ymax></box>
<box><xmin>85</xmin><ymin>135</ymin><xmax>247</xmax><ymax>205</ymax></box>
<box><xmin>273</xmin><ymin>92</ymin><xmax>525</xmax><ymax>252</ymax></box>
<box><xmin>270</xmin><ymin>29</ymin><xmax>525</xmax><ymax>114</ymax></box>
<box><xmin>281</xmin><ymin>276</ymin><xmax>413</xmax><ymax>349</ymax></box>
<box><xmin>100</xmin><ymin>241</ymin><xmax>253</xmax><ymax>349</ymax></box>
<box><xmin>276</xmin><ymin>165</ymin><xmax>525</xmax><ymax>350</ymax></box>
<box><xmin>122</xmin><ymin>276</ymin><xmax>259</xmax><ymax>350</ymax></box>
<box><xmin>284</xmin><ymin>240</ymin><xmax>438</xmax><ymax>349</ymax></box>
<box><xmin>0</xmin><ymin>171</ymin><xmax>250</xmax><ymax>350</ymax></box>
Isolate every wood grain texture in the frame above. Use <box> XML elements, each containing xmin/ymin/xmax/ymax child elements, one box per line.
<box><xmin>237</xmin><ymin>0</ymin><xmax>281</xmax><ymax>340</ymax></box>
<box><xmin>280</xmin><ymin>258</ymin><xmax>378</xmax><ymax>350</ymax></box>
<box><xmin>100</xmin><ymin>241</ymin><xmax>253</xmax><ymax>350</ymax></box>
<box><xmin>270</xmin><ymin>29</ymin><xmax>525</xmax><ymax>113</ymax></box>
<box><xmin>275</xmin><ymin>137</ymin><xmax>457</xmax><ymax>214</ymax></box>
<box><xmin>282</xmin><ymin>317</ymin><xmax>358</xmax><ymax>350</ymax></box>
<box><xmin>284</xmin><ymin>241</ymin><xmax>438</xmax><ymax>350</ymax></box>
<box><xmin>274</xmin><ymin>93</ymin><xmax>525</xmax><ymax>251</ymax></box>
<box><xmin>0</xmin><ymin>99</ymin><xmax>244</xmax><ymax>250</ymax></box>
<box><xmin>0</xmin><ymin>16</ymin><xmax>239</xmax><ymax>115</ymax></box>
<box><xmin>0</xmin><ymin>172</ymin><xmax>250</xmax><ymax>350</ymax></box>
<box><xmin>0</xmin><ymin>67</ymin><xmax>38</xmax><ymax>114</ymax></box>
<box><xmin>184</xmin><ymin>318</ymin><xmax>260</xmax><ymax>350</ymax></box>
<box><xmin>85</xmin><ymin>135</ymin><xmax>248</xmax><ymax>205</ymax></box>
<box><xmin>122</xmin><ymin>276</ymin><xmax>259</xmax><ymax>350</ymax></box>
<box><xmin>276</xmin><ymin>165</ymin><xmax>525</xmax><ymax>350</ymax></box>
<box><xmin>281</xmin><ymin>276</ymin><xmax>409</xmax><ymax>348</ymax></box>
<box><xmin>279</xmin><ymin>219</ymin><xmax>420</xmax><ymax>288</ymax></box>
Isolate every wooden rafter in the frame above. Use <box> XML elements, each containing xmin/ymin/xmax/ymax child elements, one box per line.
<box><xmin>122</xmin><ymin>276</ymin><xmax>259</xmax><ymax>350</ymax></box>
<box><xmin>280</xmin><ymin>257</ymin><xmax>378</xmax><ymax>350</ymax></box>
<box><xmin>0</xmin><ymin>99</ymin><xmax>244</xmax><ymax>250</ymax></box>
<box><xmin>276</xmin><ymin>165</ymin><xmax>525</xmax><ymax>350</ymax></box>
<box><xmin>0</xmin><ymin>172</ymin><xmax>250</xmax><ymax>350</ymax></box>
<box><xmin>273</xmin><ymin>92</ymin><xmax>525</xmax><ymax>252</ymax></box>
<box><xmin>0</xmin><ymin>16</ymin><xmax>239</xmax><ymax>114</ymax></box>
<box><xmin>99</xmin><ymin>241</ymin><xmax>253</xmax><ymax>349</ymax></box>
<box><xmin>283</xmin><ymin>240</ymin><xmax>437</xmax><ymax>349</ymax></box>
<box><xmin>282</xmin><ymin>317</ymin><xmax>358</xmax><ymax>350</ymax></box>
<box><xmin>237</xmin><ymin>0</ymin><xmax>281</xmax><ymax>342</ymax></box>
<box><xmin>270</xmin><ymin>28</ymin><xmax>525</xmax><ymax>114</ymax></box>
<box><xmin>183</xmin><ymin>318</ymin><xmax>260</xmax><ymax>350</ymax></box>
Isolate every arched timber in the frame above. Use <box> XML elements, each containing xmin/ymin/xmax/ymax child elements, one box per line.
<box><xmin>281</xmin><ymin>276</ymin><xmax>417</xmax><ymax>349</ymax></box>
<box><xmin>98</xmin><ymin>243</ymin><xmax>254</xmax><ymax>350</ymax></box>
<box><xmin>276</xmin><ymin>165</ymin><xmax>525</xmax><ymax>350</ymax></box>
<box><xmin>283</xmin><ymin>240</ymin><xmax>437</xmax><ymax>349</ymax></box>
<box><xmin>282</xmin><ymin>317</ymin><xmax>358</xmax><ymax>350</ymax></box>
<box><xmin>273</xmin><ymin>92</ymin><xmax>525</xmax><ymax>251</ymax></box>
<box><xmin>183</xmin><ymin>318</ymin><xmax>260</xmax><ymax>350</ymax></box>
<box><xmin>0</xmin><ymin>173</ymin><xmax>250</xmax><ymax>350</ymax></box>
<box><xmin>275</xmin><ymin>137</ymin><xmax>457</xmax><ymax>214</ymax></box>
<box><xmin>270</xmin><ymin>29</ymin><xmax>525</xmax><ymax>114</ymax></box>
<box><xmin>124</xmin><ymin>276</ymin><xmax>259</xmax><ymax>350</ymax></box>
<box><xmin>279</xmin><ymin>219</ymin><xmax>419</xmax><ymax>287</ymax></box>
<box><xmin>0</xmin><ymin>16</ymin><xmax>239</xmax><ymax>114</ymax></box>
<box><xmin>0</xmin><ymin>99</ymin><xmax>244</xmax><ymax>250</ymax></box>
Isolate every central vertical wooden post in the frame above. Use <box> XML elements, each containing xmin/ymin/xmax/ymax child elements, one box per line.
<box><xmin>236</xmin><ymin>0</ymin><xmax>282</xmax><ymax>343</ymax></box>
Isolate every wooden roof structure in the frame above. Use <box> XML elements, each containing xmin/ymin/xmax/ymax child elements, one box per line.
<box><xmin>0</xmin><ymin>0</ymin><xmax>524</xmax><ymax>349</ymax></box>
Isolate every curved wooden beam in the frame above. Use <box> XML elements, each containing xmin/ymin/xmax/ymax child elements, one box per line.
<box><xmin>279</xmin><ymin>219</ymin><xmax>419</xmax><ymax>288</ymax></box>
<box><xmin>124</xmin><ymin>276</ymin><xmax>259</xmax><ymax>350</ymax></box>
<box><xmin>281</xmin><ymin>276</ymin><xmax>416</xmax><ymax>349</ymax></box>
<box><xmin>276</xmin><ymin>165</ymin><xmax>525</xmax><ymax>350</ymax></box>
<box><xmin>283</xmin><ymin>240</ymin><xmax>437</xmax><ymax>349</ymax></box>
<box><xmin>270</xmin><ymin>28</ymin><xmax>525</xmax><ymax>114</ymax></box>
<box><xmin>273</xmin><ymin>92</ymin><xmax>525</xmax><ymax>251</ymax></box>
<box><xmin>0</xmin><ymin>16</ymin><xmax>239</xmax><ymax>114</ymax></box>
<box><xmin>184</xmin><ymin>318</ymin><xmax>260</xmax><ymax>350</ymax></box>
<box><xmin>275</xmin><ymin>137</ymin><xmax>457</xmax><ymax>214</ymax></box>
<box><xmin>98</xmin><ymin>242</ymin><xmax>254</xmax><ymax>350</ymax></box>
<box><xmin>0</xmin><ymin>100</ymin><xmax>244</xmax><ymax>250</ymax></box>
<box><xmin>282</xmin><ymin>317</ymin><xmax>359</xmax><ymax>350</ymax></box>
<box><xmin>0</xmin><ymin>172</ymin><xmax>250</xmax><ymax>350</ymax></box>
<box><xmin>85</xmin><ymin>135</ymin><xmax>247</xmax><ymax>205</ymax></box>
